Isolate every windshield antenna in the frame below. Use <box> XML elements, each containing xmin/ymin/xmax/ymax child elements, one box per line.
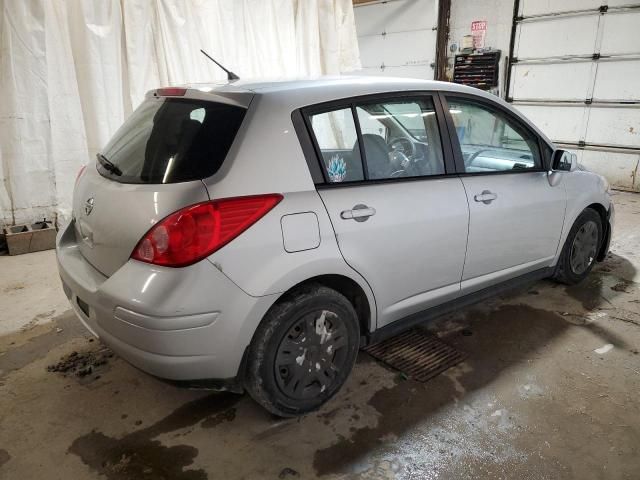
<box><xmin>200</xmin><ymin>49</ymin><xmax>240</xmax><ymax>81</ymax></box>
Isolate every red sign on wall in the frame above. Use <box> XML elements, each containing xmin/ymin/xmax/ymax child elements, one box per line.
<box><xmin>471</xmin><ymin>20</ymin><xmax>487</xmax><ymax>49</ymax></box>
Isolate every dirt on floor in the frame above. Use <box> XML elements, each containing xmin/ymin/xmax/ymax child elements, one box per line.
<box><xmin>1</xmin><ymin>191</ymin><xmax>639</xmax><ymax>480</ymax></box>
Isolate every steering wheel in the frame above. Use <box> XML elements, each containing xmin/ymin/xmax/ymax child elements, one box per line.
<box><xmin>388</xmin><ymin>150</ymin><xmax>414</xmax><ymax>177</ymax></box>
<box><xmin>388</xmin><ymin>137</ymin><xmax>415</xmax><ymax>158</ymax></box>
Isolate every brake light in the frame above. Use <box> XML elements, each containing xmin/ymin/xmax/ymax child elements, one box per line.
<box><xmin>75</xmin><ymin>165</ymin><xmax>87</xmax><ymax>185</ymax></box>
<box><xmin>156</xmin><ymin>87</ymin><xmax>187</xmax><ymax>96</ymax></box>
<box><xmin>131</xmin><ymin>194</ymin><xmax>283</xmax><ymax>267</ymax></box>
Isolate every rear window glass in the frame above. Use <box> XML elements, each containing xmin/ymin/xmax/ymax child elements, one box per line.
<box><xmin>98</xmin><ymin>98</ymin><xmax>246</xmax><ymax>184</ymax></box>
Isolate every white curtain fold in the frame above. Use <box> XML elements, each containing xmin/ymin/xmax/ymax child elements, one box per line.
<box><xmin>67</xmin><ymin>0</ymin><xmax>127</xmax><ymax>158</ymax></box>
<box><xmin>0</xmin><ymin>0</ymin><xmax>361</xmax><ymax>227</ymax></box>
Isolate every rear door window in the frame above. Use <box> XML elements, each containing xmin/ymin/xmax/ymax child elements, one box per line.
<box><xmin>354</xmin><ymin>98</ymin><xmax>445</xmax><ymax>179</ymax></box>
<box><xmin>307</xmin><ymin>97</ymin><xmax>447</xmax><ymax>184</ymax></box>
<box><xmin>309</xmin><ymin>108</ymin><xmax>364</xmax><ymax>183</ymax></box>
<box><xmin>98</xmin><ymin>98</ymin><xmax>246</xmax><ymax>184</ymax></box>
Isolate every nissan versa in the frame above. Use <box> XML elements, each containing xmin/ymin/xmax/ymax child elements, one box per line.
<box><xmin>57</xmin><ymin>77</ymin><xmax>614</xmax><ymax>416</ymax></box>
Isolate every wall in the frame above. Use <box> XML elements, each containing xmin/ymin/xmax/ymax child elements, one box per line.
<box><xmin>352</xmin><ymin>0</ymin><xmax>516</xmax><ymax>92</ymax></box>
<box><xmin>446</xmin><ymin>0</ymin><xmax>515</xmax><ymax>97</ymax></box>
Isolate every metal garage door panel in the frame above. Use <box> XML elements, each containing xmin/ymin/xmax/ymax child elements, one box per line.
<box><xmin>511</xmin><ymin>62</ymin><xmax>592</xmax><ymax>100</ymax></box>
<box><xmin>508</xmin><ymin>3</ymin><xmax>640</xmax><ymax>192</ymax></box>
<box><xmin>381</xmin><ymin>30</ymin><xmax>435</xmax><ymax>68</ymax></box>
<box><xmin>516</xmin><ymin>16</ymin><xmax>599</xmax><ymax>59</ymax></box>
<box><xmin>601</xmin><ymin>11</ymin><xmax>640</xmax><ymax>55</ymax></box>
<box><xmin>358</xmin><ymin>34</ymin><xmax>385</xmax><ymax>68</ymax></box>
<box><xmin>358</xmin><ymin>30</ymin><xmax>435</xmax><ymax>78</ymax></box>
<box><xmin>354</xmin><ymin>1</ymin><xmax>385</xmax><ymax>36</ymax></box>
<box><xmin>520</xmin><ymin>0</ymin><xmax>602</xmax><ymax>17</ymax></box>
<box><xmin>585</xmin><ymin>108</ymin><xmax>640</xmax><ymax>147</ymax></box>
<box><xmin>355</xmin><ymin>0</ymin><xmax>436</xmax><ymax>80</ymax></box>
<box><xmin>593</xmin><ymin>61</ymin><xmax>640</xmax><ymax>101</ymax></box>
<box><xmin>355</xmin><ymin>0</ymin><xmax>436</xmax><ymax>36</ymax></box>
<box><xmin>578</xmin><ymin>149</ymin><xmax>640</xmax><ymax>190</ymax></box>
<box><xmin>515</xmin><ymin>105</ymin><xmax>586</xmax><ymax>141</ymax></box>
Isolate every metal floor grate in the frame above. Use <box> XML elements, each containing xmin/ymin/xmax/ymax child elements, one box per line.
<box><xmin>365</xmin><ymin>329</ymin><xmax>467</xmax><ymax>382</ymax></box>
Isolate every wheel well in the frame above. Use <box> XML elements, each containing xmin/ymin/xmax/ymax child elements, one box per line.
<box><xmin>282</xmin><ymin>275</ymin><xmax>372</xmax><ymax>335</ymax></box>
<box><xmin>585</xmin><ymin>203</ymin><xmax>610</xmax><ymax>261</ymax></box>
<box><xmin>586</xmin><ymin>203</ymin><xmax>607</xmax><ymax>226</ymax></box>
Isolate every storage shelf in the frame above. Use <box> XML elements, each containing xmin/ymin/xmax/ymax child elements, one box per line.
<box><xmin>453</xmin><ymin>50</ymin><xmax>501</xmax><ymax>90</ymax></box>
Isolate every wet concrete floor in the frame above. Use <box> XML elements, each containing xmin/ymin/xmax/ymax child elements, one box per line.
<box><xmin>1</xmin><ymin>191</ymin><xmax>639</xmax><ymax>479</ymax></box>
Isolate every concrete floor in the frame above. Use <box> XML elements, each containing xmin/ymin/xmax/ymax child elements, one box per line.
<box><xmin>1</xmin><ymin>191</ymin><xmax>639</xmax><ymax>480</ymax></box>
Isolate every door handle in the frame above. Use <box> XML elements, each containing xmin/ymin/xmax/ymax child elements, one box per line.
<box><xmin>474</xmin><ymin>190</ymin><xmax>498</xmax><ymax>204</ymax></box>
<box><xmin>340</xmin><ymin>204</ymin><xmax>376</xmax><ymax>222</ymax></box>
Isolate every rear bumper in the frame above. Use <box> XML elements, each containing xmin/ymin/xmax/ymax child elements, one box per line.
<box><xmin>56</xmin><ymin>221</ymin><xmax>277</xmax><ymax>381</ymax></box>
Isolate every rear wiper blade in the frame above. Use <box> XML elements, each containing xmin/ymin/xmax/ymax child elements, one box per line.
<box><xmin>96</xmin><ymin>153</ymin><xmax>122</xmax><ymax>176</ymax></box>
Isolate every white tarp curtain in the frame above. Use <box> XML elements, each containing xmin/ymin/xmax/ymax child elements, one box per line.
<box><xmin>0</xmin><ymin>0</ymin><xmax>360</xmax><ymax>227</ymax></box>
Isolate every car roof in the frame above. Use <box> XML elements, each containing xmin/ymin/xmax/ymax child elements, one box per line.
<box><xmin>170</xmin><ymin>76</ymin><xmax>553</xmax><ymax>147</ymax></box>
<box><xmin>182</xmin><ymin>75</ymin><xmax>486</xmax><ymax>109</ymax></box>
<box><xmin>228</xmin><ymin>76</ymin><xmax>454</xmax><ymax>92</ymax></box>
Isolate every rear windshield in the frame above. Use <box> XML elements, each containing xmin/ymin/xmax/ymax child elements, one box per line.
<box><xmin>98</xmin><ymin>98</ymin><xmax>246</xmax><ymax>183</ymax></box>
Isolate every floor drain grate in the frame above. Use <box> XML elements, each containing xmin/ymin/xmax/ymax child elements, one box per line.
<box><xmin>365</xmin><ymin>329</ymin><xmax>467</xmax><ymax>382</ymax></box>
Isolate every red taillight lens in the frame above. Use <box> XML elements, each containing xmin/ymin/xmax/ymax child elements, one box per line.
<box><xmin>75</xmin><ymin>165</ymin><xmax>87</xmax><ymax>184</ymax></box>
<box><xmin>131</xmin><ymin>194</ymin><xmax>283</xmax><ymax>267</ymax></box>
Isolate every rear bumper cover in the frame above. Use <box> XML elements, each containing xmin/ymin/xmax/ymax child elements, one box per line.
<box><xmin>56</xmin><ymin>221</ymin><xmax>277</xmax><ymax>381</ymax></box>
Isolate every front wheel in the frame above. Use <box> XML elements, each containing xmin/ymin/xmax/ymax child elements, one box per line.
<box><xmin>553</xmin><ymin>208</ymin><xmax>603</xmax><ymax>285</ymax></box>
<box><xmin>245</xmin><ymin>284</ymin><xmax>360</xmax><ymax>417</ymax></box>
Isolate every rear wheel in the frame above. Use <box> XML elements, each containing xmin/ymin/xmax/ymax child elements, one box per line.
<box><xmin>245</xmin><ymin>284</ymin><xmax>359</xmax><ymax>417</ymax></box>
<box><xmin>553</xmin><ymin>208</ymin><xmax>602</xmax><ymax>285</ymax></box>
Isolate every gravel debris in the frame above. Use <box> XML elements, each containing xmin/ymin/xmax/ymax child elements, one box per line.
<box><xmin>47</xmin><ymin>346</ymin><xmax>113</xmax><ymax>381</ymax></box>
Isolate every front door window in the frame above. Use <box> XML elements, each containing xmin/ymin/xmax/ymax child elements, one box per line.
<box><xmin>446</xmin><ymin>98</ymin><xmax>542</xmax><ymax>173</ymax></box>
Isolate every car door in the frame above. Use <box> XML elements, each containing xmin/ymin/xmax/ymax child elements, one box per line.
<box><xmin>305</xmin><ymin>94</ymin><xmax>469</xmax><ymax>328</ymax></box>
<box><xmin>442</xmin><ymin>94</ymin><xmax>566</xmax><ymax>293</ymax></box>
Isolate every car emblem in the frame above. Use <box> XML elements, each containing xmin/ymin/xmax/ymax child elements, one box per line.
<box><xmin>85</xmin><ymin>197</ymin><xmax>95</xmax><ymax>216</ymax></box>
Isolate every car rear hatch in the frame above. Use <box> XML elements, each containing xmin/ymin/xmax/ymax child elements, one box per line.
<box><xmin>72</xmin><ymin>87</ymin><xmax>253</xmax><ymax>277</ymax></box>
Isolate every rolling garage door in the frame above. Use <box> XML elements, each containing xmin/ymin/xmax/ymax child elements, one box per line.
<box><xmin>507</xmin><ymin>1</ymin><xmax>640</xmax><ymax>191</ymax></box>
<box><xmin>354</xmin><ymin>0</ymin><xmax>438</xmax><ymax>79</ymax></box>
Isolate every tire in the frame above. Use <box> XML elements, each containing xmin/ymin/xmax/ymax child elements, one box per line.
<box><xmin>553</xmin><ymin>208</ymin><xmax>603</xmax><ymax>285</ymax></box>
<box><xmin>244</xmin><ymin>284</ymin><xmax>360</xmax><ymax>417</ymax></box>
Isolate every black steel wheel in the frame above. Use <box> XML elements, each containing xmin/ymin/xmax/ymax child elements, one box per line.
<box><xmin>245</xmin><ymin>284</ymin><xmax>360</xmax><ymax>417</ymax></box>
<box><xmin>274</xmin><ymin>310</ymin><xmax>349</xmax><ymax>400</ymax></box>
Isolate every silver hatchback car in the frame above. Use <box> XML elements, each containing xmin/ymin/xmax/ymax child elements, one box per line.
<box><xmin>57</xmin><ymin>77</ymin><xmax>614</xmax><ymax>416</ymax></box>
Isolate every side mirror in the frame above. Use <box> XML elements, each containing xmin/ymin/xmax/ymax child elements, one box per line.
<box><xmin>548</xmin><ymin>149</ymin><xmax>577</xmax><ymax>186</ymax></box>
<box><xmin>551</xmin><ymin>149</ymin><xmax>577</xmax><ymax>172</ymax></box>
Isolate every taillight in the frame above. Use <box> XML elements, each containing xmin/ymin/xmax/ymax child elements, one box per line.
<box><xmin>75</xmin><ymin>165</ymin><xmax>87</xmax><ymax>184</ymax></box>
<box><xmin>156</xmin><ymin>87</ymin><xmax>186</xmax><ymax>96</ymax></box>
<box><xmin>131</xmin><ymin>194</ymin><xmax>283</xmax><ymax>267</ymax></box>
